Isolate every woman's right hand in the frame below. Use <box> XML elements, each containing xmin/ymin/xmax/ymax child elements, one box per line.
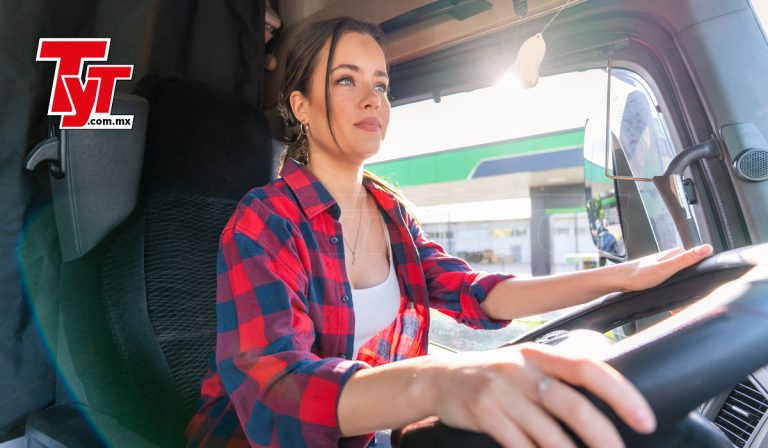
<box><xmin>424</xmin><ymin>343</ymin><xmax>656</xmax><ymax>448</ymax></box>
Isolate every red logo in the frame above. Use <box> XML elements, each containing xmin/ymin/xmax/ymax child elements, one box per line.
<box><xmin>37</xmin><ymin>38</ymin><xmax>134</xmax><ymax>129</ymax></box>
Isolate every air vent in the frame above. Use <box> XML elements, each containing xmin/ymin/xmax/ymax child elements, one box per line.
<box><xmin>713</xmin><ymin>379</ymin><xmax>768</xmax><ymax>447</ymax></box>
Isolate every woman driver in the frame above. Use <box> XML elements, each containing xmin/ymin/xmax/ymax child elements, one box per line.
<box><xmin>186</xmin><ymin>17</ymin><xmax>712</xmax><ymax>448</ymax></box>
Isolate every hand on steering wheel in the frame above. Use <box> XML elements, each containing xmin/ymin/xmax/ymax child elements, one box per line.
<box><xmin>609</xmin><ymin>244</ymin><xmax>713</xmax><ymax>292</ymax></box>
<box><xmin>426</xmin><ymin>343</ymin><xmax>656</xmax><ymax>448</ymax></box>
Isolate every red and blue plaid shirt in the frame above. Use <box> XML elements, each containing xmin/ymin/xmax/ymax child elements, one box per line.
<box><xmin>186</xmin><ymin>159</ymin><xmax>514</xmax><ymax>447</ymax></box>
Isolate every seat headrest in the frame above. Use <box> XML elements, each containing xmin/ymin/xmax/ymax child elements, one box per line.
<box><xmin>26</xmin><ymin>75</ymin><xmax>273</xmax><ymax>261</ymax></box>
<box><xmin>25</xmin><ymin>93</ymin><xmax>148</xmax><ymax>261</ymax></box>
<box><xmin>133</xmin><ymin>73</ymin><xmax>273</xmax><ymax>200</ymax></box>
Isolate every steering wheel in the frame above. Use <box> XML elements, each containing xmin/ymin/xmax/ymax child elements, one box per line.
<box><xmin>398</xmin><ymin>243</ymin><xmax>768</xmax><ymax>447</ymax></box>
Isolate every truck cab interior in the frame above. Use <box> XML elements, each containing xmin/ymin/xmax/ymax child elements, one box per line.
<box><xmin>2</xmin><ymin>0</ymin><xmax>768</xmax><ymax>447</ymax></box>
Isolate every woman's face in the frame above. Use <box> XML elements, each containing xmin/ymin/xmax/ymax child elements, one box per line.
<box><xmin>291</xmin><ymin>31</ymin><xmax>391</xmax><ymax>165</ymax></box>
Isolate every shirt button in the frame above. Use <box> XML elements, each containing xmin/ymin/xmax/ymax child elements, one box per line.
<box><xmin>341</xmin><ymin>294</ymin><xmax>349</xmax><ymax>303</ymax></box>
<box><xmin>330</xmin><ymin>236</ymin><xmax>339</xmax><ymax>244</ymax></box>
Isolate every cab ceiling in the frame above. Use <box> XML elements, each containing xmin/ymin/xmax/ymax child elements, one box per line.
<box><xmin>277</xmin><ymin>0</ymin><xmax>583</xmax><ymax>65</ymax></box>
<box><xmin>265</xmin><ymin>0</ymin><xmax>584</xmax><ymax>109</ymax></box>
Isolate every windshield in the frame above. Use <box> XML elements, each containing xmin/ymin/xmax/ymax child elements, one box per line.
<box><xmin>370</xmin><ymin>68</ymin><xmax>683</xmax><ymax>352</ymax></box>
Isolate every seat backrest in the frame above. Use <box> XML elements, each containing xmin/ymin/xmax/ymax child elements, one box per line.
<box><xmin>54</xmin><ymin>73</ymin><xmax>273</xmax><ymax>446</ymax></box>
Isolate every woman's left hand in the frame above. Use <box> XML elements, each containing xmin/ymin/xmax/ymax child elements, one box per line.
<box><xmin>610</xmin><ymin>244</ymin><xmax>713</xmax><ymax>292</ymax></box>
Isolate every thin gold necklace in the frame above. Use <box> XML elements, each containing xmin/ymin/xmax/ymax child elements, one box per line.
<box><xmin>343</xmin><ymin>187</ymin><xmax>365</xmax><ymax>264</ymax></box>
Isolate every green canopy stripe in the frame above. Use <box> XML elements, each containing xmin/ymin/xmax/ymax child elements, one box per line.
<box><xmin>368</xmin><ymin>128</ymin><xmax>584</xmax><ymax>187</ymax></box>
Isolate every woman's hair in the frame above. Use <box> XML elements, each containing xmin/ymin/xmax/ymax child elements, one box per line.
<box><xmin>276</xmin><ymin>17</ymin><xmax>413</xmax><ymax>215</ymax></box>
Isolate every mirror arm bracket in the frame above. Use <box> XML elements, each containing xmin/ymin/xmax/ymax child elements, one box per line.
<box><xmin>652</xmin><ymin>139</ymin><xmax>720</xmax><ymax>249</ymax></box>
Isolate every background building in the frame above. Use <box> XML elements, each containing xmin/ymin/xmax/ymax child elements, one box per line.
<box><xmin>368</xmin><ymin>128</ymin><xmax>597</xmax><ymax>276</ymax></box>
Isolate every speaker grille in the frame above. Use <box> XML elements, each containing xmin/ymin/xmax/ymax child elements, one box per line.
<box><xmin>735</xmin><ymin>148</ymin><xmax>768</xmax><ymax>182</ymax></box>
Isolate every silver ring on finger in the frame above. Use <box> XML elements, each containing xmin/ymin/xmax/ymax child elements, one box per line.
<box><xmin>537</xmin><ymin>375</ymin><xmax>554</xmax><ymax>405</ymax></box>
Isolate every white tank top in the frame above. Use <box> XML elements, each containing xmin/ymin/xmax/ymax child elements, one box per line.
<box><xmin>351</xmin><ymin>213</ymin><xmax>400</xmax><ymax>359</ymax></box>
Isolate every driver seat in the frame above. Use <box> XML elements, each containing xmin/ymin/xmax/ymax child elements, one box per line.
<box><xmin>24</xmin><ymin>73</ymin><xmax>274</xmax><ymax>447</ymax></box>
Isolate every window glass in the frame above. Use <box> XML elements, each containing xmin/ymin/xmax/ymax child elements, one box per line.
<box><xmin>584</xmin><ymin>69</ymin><xmax>683</xmax><ymax>251</ymax></box>
<box><xmin>613</xmin><ymin>70</ymin><xmax>682</xmax><ymax>250</ymax></box>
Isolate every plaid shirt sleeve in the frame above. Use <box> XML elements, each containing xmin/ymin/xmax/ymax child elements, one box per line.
<box><xmin>215</xmin><ymin>202</ymin><xmax>370</xmax><ymax>447</ymax></box>
<box><xmin>401</xmin><ymin>205</ymin><xmax>515</xmax><ymax>330</ymax></box>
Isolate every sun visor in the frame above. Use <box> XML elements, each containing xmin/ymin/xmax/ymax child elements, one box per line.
<box><xmin>25</xmin><ymin>93</ymin><xmax>148</xmax><ymax>261</ymax></box>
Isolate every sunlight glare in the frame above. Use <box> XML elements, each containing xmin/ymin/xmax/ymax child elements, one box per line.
<box><xmin>495</xmin><ymin>69</ymin><xmax>526</xmax><ymax>91</ymax></box>
<box><xmin>375</xmin><ymin>70</ymin><xmax>606</xmax><ymax>164</ymax></box>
